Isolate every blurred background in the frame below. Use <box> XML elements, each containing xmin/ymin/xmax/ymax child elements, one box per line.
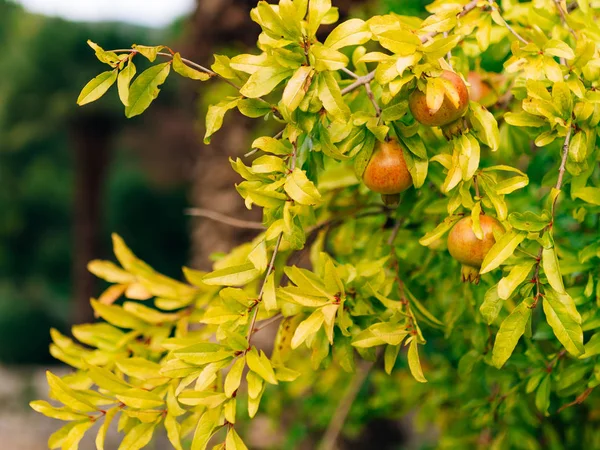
<box><xmin>0</xmin><ymin>0</ymin><xmax>435</xmax><ymax>448</ymax></box>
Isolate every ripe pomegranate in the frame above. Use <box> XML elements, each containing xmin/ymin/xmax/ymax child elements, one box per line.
<box><xmin>362</xmin><ymin>139</ymin><xmax>413</xmax><ymax>195</ymax></box>
<box><xmin>447</xmin><ymin>215</ymin><xmax>504</xmax><ymax>283</ymax></box>
<box><xmin>467</xmin><ymin>71</ymin><xmax>494</xmax><ymax>106</ymax></box>
<box><xmin>409</xmin><ymin>70</ymin><xmax>469</xmax><ymax>127</ymax></box>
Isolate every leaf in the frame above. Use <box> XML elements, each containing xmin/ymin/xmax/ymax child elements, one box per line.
<box><xmin>238</xmin><ymin>98</ymin><xmax>272</xmax><ymax>118</ymax></box>
<box><xmin>263</xmin><ymin>272</ymin><xmax>278</xmax><ymax>311</ymax></box>
<box><xmin>543</xmin><ymin>289</ymin><xmax>584</xmax><ymax>356</ymax></box>
<box><xmin>504</xmin><ymin>112</ymin><xmax>547</xmax><ymax>128</ymax></box>
<box><xmin>203</xmin><ymin>97</ymin><xmax>240</xmax><ymax>144</ymax></box>
<box><xmin>535</xmin><ymin>375</ymin><xmax>551</xmax><ymax>416</ymax></box>
<box><xmin>544</xmin><ymin>39</ymin><xmax>575</xmax><ymax>60</ymax></box>
<box><xmin>125</xmin><ymin>62</ymin><xmax>171</xmax><ymax>118</ymax></box>
<box><xmin>426</xmin><ymin>77</ymin><xmax>445</xmax><ymax>113</ymax></box>
<box><xmin>29</xmin><ymin>401</ymin><xmax>89</xmax><ymax>421</ymax></box>
<box><xmin>164</xmin><ymin>414</ymin><xmax>184</xmax><ymax>450</ymax></box>
<box><xmin>226</xmin><ymin>428</ymin><xmax>249</xmax><ymax>450</ymax></box>
<box><xmin>173</xmin><ymin>52</ymin><xmax>211</xmax><ymax>80</ymax></box>
<box><xmin>492</xmin><ymin>299</ymin><xmax>532</xmax><ymax>368</ymax></box>
<box><xmin>542</xmin><ymin>246</ymin><xmax>566</xmax><ymax>294</ymax></box>
<box><xmin>87</xmin><ymin>260</ymin><xmax>133</xmax><ymax>284</ymax></box>
<box><xmin>285</xmin><ymin>168</ymin><xmax>322</xmax><ymax>205</ymax></box>
<box><xmin>191</xmin><ymin>407</ymin><xmax>222</xmax><ymax>450</ymax></box>
<box><xmin>251</xmin><ymin>137</ymin><xmax>291</xmax><ymax>156</ymax></box>
<box><xmin>62</xmin><ymin>420</ymin><xmax>95</xmax><ymax>450</ymax></box>
<box><xmin>96</xmin><ymin>407</ymin><xmax>118</xmax><ymax>450</ymax></box>
<box><xmin>282</xmin><ymin>66</ymin><xmax>313</xmax><ymax>112</ymax></box>
<box><xmin>246</xmin><ymin>347</ymin><xmax>278</xmax><ymax>385</ymax></box>
<box><xmin>240</xmin><ymin>66</ymin><xmax>293</xmax><ymax>98</ymax></box>
<box><xmin>132</xmin><ymin>45</ymin><xmax>163</xmax><ymax>62</ymax></box>
<box><xmin>480</xmin><ymin>231</ymin><xmax>527</xmax><ymax>274</ymax></box>
<box><xmin>471</xmin><ymin>203</ymin><xmax>483</xmax><ymax>240</ymax></box>
<box><xmin>318</xmin><ymin>71</ymin><xmax>351</xmax><ymax>121</ymax></box>
<box><xmin>480</xmin><ymin>283</ymin><xmax>503</xmax><ymax>325</ymax></box>
<box><xmin>202</xmin><ymin>263</ymin><xmax>261</xmax><ymax>286</ymax></box>
<box><xmin>495</xmin><ymin>176</ymin><xmax>529</xmax><ymax>195</ymax></box>
<box><xmin>77</xmin><ymin>70</ymin><xmax>118</xmax><ymax>106</ymax></box>
<box><xmin>46</xmin><ymin>372</ymin><xmax>96</xmax><ymax>413</ymax></box>
<box><xmin>324</xmin><ymin>18</ymin><xmax>371</xmax><ymax>49</ymax></box>
<box><xmin>291</xmin><ymin>310</ymin><xmax>325</xmax><ymax>349</ymax></box>
<box><xmin>116</xmin><ymin>388</ymin><xmax>164</xmax><ymax>410</ymax></box>
<box><xmin>419</xmin><ymin>215</ymin><xmax>462</xmax><ymax>246</ymax></box>
<box><xmin>569</xmin><ymin>130</ymin><xmax>587</xmax><ymax>163</ymax></box>
<box><xmin>117</xmin><ymin>61</ymin><xmax>136</xmax><ymax>106</ymax></box>
<box><xmin>225</xmin><ymin>357</ymin><xmax>246</xmax><ymax>397</ymax></box>
<box><xmin>407</xmin><ymin>339</ymin><xmax>427</xmax><ymax>383</ymax></box>
<box><xmin>311</xmin><ymin>44</ymin><xmax>349</xmax><ymax>71</ymax></box>
<box><xmin>307</xmin><ymin>0</ymin><xmax>332</xmax><ymax>37</ymax></box>
<box><xmin>118</xmin><ymin>420</ymin><xmax>157</xmax><ymax>450</ymax></box>
<box><xmin>508</xmin><ymin>211</ymin><xmax>550</xmax><ymax>231</ymax></box>
<box><xmin>498</xmin><ymin>261</ymin><xmax>535</xmax><ymax>300</ymax></box>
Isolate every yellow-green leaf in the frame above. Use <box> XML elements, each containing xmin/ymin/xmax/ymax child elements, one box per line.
<box><xmin>77</xmin><ymin>70</ymin><xmax>118</xmax><ymax>106</ymax></box>
<box><xmin>407</xmin><ymin>339</ymin><xmax>427</xmax><ymax>383</ymax></box>
<box><xmin>125</xmin><ymin>62</ymin><xmax>171</xmax><ymax>118</ymax></box>
<box><xmin>173</xmin><ymin>52</ymin><xmax>211</xmax><ymax>80</ymax></box>
<box><xmin>480</xmin><ymin>230</ymin><xmax>526</xmax><ymax>274</ymax></box>
<box><xmin>492</xmin><ymin>300</ymin><xmax>531</xmax><ymax>368</ymax></box>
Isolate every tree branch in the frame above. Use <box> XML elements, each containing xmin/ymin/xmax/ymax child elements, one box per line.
<box><xmin>185</xmin><ymin>208</ymin><xmax>264</xmax><ymax>230</ymax></box>
<box><xmin>553</xmin><ymin>0</ymin><xmax>577</xmax><ymax>37</ymax></box>
<box><xmin>318</xmin><ymin>358</ymin><xmax>376</xmax><ymax>450</ymax></box>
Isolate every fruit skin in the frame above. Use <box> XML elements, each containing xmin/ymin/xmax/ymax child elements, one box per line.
<box><xmin>362</xmin><ymin>139</ymin><xmax>413</xmax><ymax>195</ymax></box>
<box><xmin>467</xmin><ymin>71</ymin><xmax>497</xmax><ymax>107</ymax></box>
<box><xmin>409</xmin><ymin>70</ymin><xmax>469</xmax><ymax>127</ymax></box>
<box><xmin>447</xmin><ymin>215</ymin><xmax>504</xmax><ymax>283</ymax></box>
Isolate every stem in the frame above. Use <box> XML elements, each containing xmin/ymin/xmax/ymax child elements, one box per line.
<box><xmin>554</xmin><ymin>124</ymin><xmax>573</xmax><ymax>193</ymax></box>
<box><xmin>553</xmin><ymin>0</ymin><xmax>576</xmax><ymax>37</ymax></box>
<box><xmin>487</xmin><ymin>2</ymin><xmax>529</xmax><ymax>45</ymax></box>
<box><xmin>340</xmin><ymin>72</ymin><xmax>375</xmax><ymax>95</ymax></box>
<box><xmin>364</xmin><ymin>82</ymin><xmax>381</xmax><ymax>117</ymax></box>
<box><xmin>318</xmin><ymin>358</ymin><xmax>376</xmax><ymax>450</ymax></box>
<box><xmin>253</xmin><ymin>313</ymin><xmax>283</xmax><ymax>334</ymax></box>
<box><xmin>112</xmin><ymin>48</ymin><xmax>282</xmax><ymax>116</ymax></box>
<box><xmin>247</xmin><ymin>233</ymin><xmax>283</xmax><ymax>343</ymax></box>
<box><xmin>340</xmin><ymin>67</ymin><xmax>360</xmax><ymax>79</ymax></box>
<box><xmin>184</xmin><ymin>208</ymin><xmax>264</xmax><ymax>230</ymax></box>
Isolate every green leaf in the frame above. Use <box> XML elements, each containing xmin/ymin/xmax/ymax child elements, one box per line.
<box><xmin>246</xmin><ymin>347</ymin><xmax>278</xmax><ymax>385</ymax></box>
<box><xmin>419</xmin><ymin>215</ymin><xmax>462</xmax><ymax>246</ymax></box>
<box><xmin>225</xmin><ymin>357</ymin><xmax>246</xmax><ymax>397</ymax></box>
<box><xmin>544</xmin><ymin>39</ymin><xmax>575</xmax><ymax>60</ymax></box>
<box><xmin>226</xmin><ymin>428</ymin><xmax>249</xmax><ymax>450</ymax></box>
<box><xmin>407</xmin><ymin>339</ymin><xmax>427</xmax><ymax>383</ymax></box>
<box><xmin>311</xmin><ymin>44</ymin><xmax>349</xmax><ymax>71</ymax></box>
<box><xmin>125</xmin><ymin>62</ymin><xmax>171</xmax><ymax>118</ymax></box>
<box><xmin>492</xmin><ymin>299</ymin><xmax>532</xmax><ymax>368</ymax></box>
<box><xmin>535</xmin><ymin>375</ymin><xmax>551</xmax><ymax>416</ymax></box>
<box><xmin>164</xmin><ymin>414</ymin><xmax>184</xmax><ymax>450</ymax></box>
<box><xmin>480</xmin><ymin>231</ymin><xmax>527</xmax><ymax>274</ymax></box>
<box><xmin>263</xmin><ymin>272</ymin><xmax>278</xmax><ymax>311</ymax></box>
<box><xmin>203</xmin><ymin>97</ymin><xmax>240</xmax><ymax>144</ymax></box>
<box><xmin>307</xmin><ymin>0</ymin><xmax>332</xmax><ymax>37</ymax></box>
<box><xmin>174</xmin><ymin>343</ymin><xmax>234</xmax><ymax>365</ymax></box>
<box><xmin>62</xmin><ymin>420</ymin><xmax>95</xmax><ymax>450</ymax></box>
<box><xmin>291</xmin><ymin>310</ymin><xmax>325</xmax><ymax>348</ymax></box>
<box><xmin>480</xmin><ymin>284</ymin><xmax>503</xmax><ymax>325</ymax></box>
<box><xmin>173</xmin><ymin>52</ymin><xmax>211</xmax><ymax>80</ymax></box>
<box><xmin>542</xmin><ymin>246</ymin><xmax>566</xmax><ymax>294</ymax></box>
<box><xmin>96</xmin><ymin>407</ymin><xmax>119</xmax><ymax>450</ymax></box>
<box><xmin>569</xmin><ymin>130</ymin><xmax>587</xmax><ymax>163</ymax></box>
<box><xmin>77</xmin><ymin>70</ymin><xmax>118</xmax><ymax>106</ymax></box>
<box><xmin>29</xmin><ymin>401</ymin><xmax>89</xmax><ymax>421</ymax></box>
<box><xmin>282</xmin><ymin>66</ymin><xmax>314</xmax><ymax>112</ymax></box>
<box><xmin>116</xmin><ymin>388</ymin><xmax>164</xmax><ymax>409</ymax></box>
<box><xmin>318</xmin><ymin>72</ymin><xmax>351</xmax><ymax>121</ymax></box>
<box><xmin>238</xmin><ymin>98</ymin><xmax>272</xmax><ymax>118</ymax></box>
<box><xmin>324</xmin><ymin>18</ymin><xmax>371</xmax><ymax>49</ymax></box>
<box><xmin>285</xmin><ymin>168</ymin><xmax>322</xmax><ymax>205</ymax></box>
<box><xmin>132</xmin><ymin>45</ymin><xmax>164</xmax><ymax>62</ymax></box>
<box><xmin>543</xmin><ymin>289</ymin><xmax>584</xmax><ymax>356</ymax></box>
<box><xmin>117</xmin><ymin>61</ymin><xmax>136</xmax><ymax>106</ymax></box>
<box><xmin>508</xmin><ymin>211</ymin><xmax>550</xmax><ymax>232</ymax></box>
<box><xmin>240</xmin><ymin>66</ymin><xmax>293</xmax><ymax>98</ymax></box>
<box><xmin>191</xmin><ymin>407</ymin><xmax>222</xmax><ymax>450</ymax></box>
<box><xmin>504</xmin><ymin>112</ymin><xmax>547</xmax><ymax>128</ymax></box>
<box><xmin>87</xmin><ymin>40</ymin><xmax>120</xmax><ymax>66</ymax></box>
<box><xmin>498</xmin><ymin>261</ymin><xmax>535</xmax><ymax>300</ymax></box>
<box><xmin>118</xmin><ymin>420</ymin><xmax>158</xmax><ymax>450</ymax></box>
<box><xmin>495</xmin><ymin>176</ymin><xmax>529</xmax><ymax>195</ymax></box>
<box><xmin>202</xmin><ymin>262</ymin><xmax>261</xmax><ymax>286</ymax></box>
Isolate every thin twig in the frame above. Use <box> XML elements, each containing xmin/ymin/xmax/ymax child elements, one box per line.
<box><xmin>341</xmin><ymin>72</ymin><xmax>376</xmax><ymax>95</ymax></box>
<box><xmin>554</xmin><ymin>124</ymin><xmax>573</xmax><ymax>194</ymax></box>
<box><xmin>318</xmin><ymin>359</ymin><xmax>376</xmax><ymax>450</ymax></box>
<box><xmin>185</xmin><ymin>208</ymin><xmax>264</xmax><ymax>230</ymax></box>
<box><xmin>340</xmin><ymin>67</ymin><xmax>360</xmax><ymax>79</ymax></box>
<box><xmin>553</xmin><ymin>0</ymin><xmax>576</xmax><ymax>37</ymax></box>
<box><xmin>247</xmin><ymin>233</ymin><xmax>283</xmax><ymax>343</ymax></box>
<box><xmin>253</xmin><ymin>313</ymin><xmax>283</xmax><ymax>334</ymax></box>
<box><xmin>364</xmin><ymin>82</ymin><xmax>381</xmax><ymax>116</ymax></box>
<box><xmin>244</xmin><ymin>129</ymin><xmax>285</xmax><ymax>157</ymax></box>
<box><xmin>487</xmin><ymin>2</ymin><xmax>529</xmax><ymax>45</ymax></box>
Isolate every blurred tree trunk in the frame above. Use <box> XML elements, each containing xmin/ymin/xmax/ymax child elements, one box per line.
<box><xmin>69</xmin><ymin>114</ymin><xmax>115</xmax><ymax>323</ymax></box>
<box><xmin>184</xmin><ymin>0</ymin><xmax>262</xmax><ymax>271</ymax></box>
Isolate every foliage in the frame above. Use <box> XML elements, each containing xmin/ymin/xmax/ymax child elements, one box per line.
<box><xmin>34</xmin><ymin>0</ymin><xmax>600</xmax><ymax>448</ymax></box>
